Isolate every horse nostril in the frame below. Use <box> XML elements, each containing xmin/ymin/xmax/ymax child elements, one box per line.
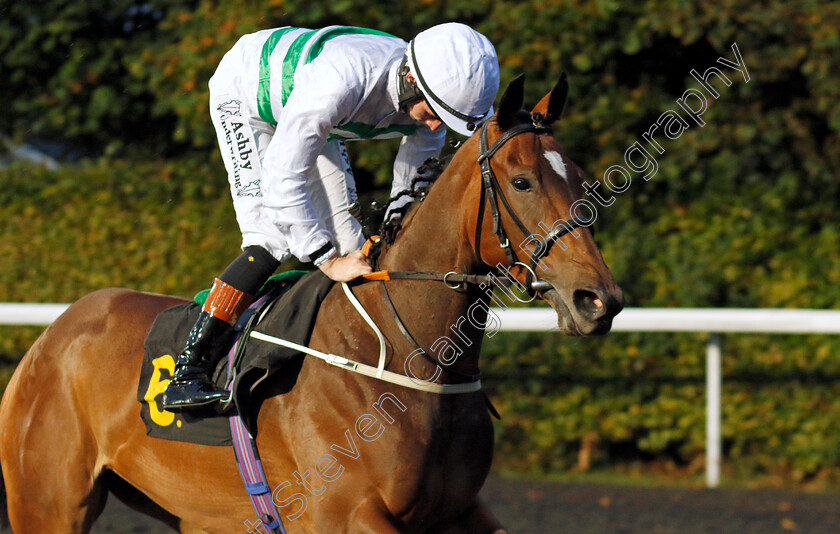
<box><xmin>574</xmin><ymin>289</ymin><xmax>606</xmax><ymax>320</ymax></box>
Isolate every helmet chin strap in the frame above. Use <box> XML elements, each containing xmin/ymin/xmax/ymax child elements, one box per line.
<box><xmin>397</xmin><ymin>56</ymin><xmax>424</xmax><ymax>112</ymax></box>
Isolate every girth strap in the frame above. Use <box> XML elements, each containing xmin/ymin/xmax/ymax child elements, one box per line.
<box><xmin>230</xmin><ymin>416</ymin><xmax>286</xmax><ymax>534</ymax></box>
<box><xmin>225</xmin><ymin>295</ymin><xmax>287</xmax><ymax>534</ymax></box>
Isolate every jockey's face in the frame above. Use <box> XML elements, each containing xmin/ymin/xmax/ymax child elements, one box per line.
<box><xmin>407</xmin><ymin>99</ymin><xmax>443</xmax><ymax>132</ymax></box>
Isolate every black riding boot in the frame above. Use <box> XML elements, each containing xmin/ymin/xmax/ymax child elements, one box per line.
<box><xmin>161</xmin><ymin>246</ymin><xmax>280</xmax><ymax>411</ymax></box>
<box><xmin>161</xmin><ymin>309</ymin><xmax>235</xmax><ymax>411</ymax></box>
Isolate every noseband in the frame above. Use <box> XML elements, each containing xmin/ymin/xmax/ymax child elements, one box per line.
<box><xmin>356</xmin><ymin>117</ymin><xmax>591</xmax><ymax>385</ymax></box>
<box><xmin>475</xmin><ymin>118</ymin><xmax>591</xmax><ymax>299</ymax></box>
<box><xmin>363</xmin><ymin>117</ymin><xmax>591</xmax><ymax>298</ymax></box>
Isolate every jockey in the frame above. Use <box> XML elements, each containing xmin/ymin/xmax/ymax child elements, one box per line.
<box><xmin>162</xmin><ymin>22</ymin><xmax>500</xmax><ymax>411</ymax></box>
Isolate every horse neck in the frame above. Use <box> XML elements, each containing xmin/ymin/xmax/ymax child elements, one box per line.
<box><xmin>374</xmin><ymin>154</ymin><xmax>488</xmax><ymax>381</ymax></box>
<box><xmin>379</xmin><ymin>156</ymin><xmax>476</xmax><ymax>274</ymax></box>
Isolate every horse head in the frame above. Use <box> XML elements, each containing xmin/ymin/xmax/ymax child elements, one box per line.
<box><xmin>463</xmin><ymin>73</ymin><xmax>625</xmax><ymax>335</ymax></box>
<box><xmin>378</xmin><ymin>73</ymin><xmax>623</xmax><ymax>336</ymax></box>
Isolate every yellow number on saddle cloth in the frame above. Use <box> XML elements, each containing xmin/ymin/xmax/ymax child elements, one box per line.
<box><xmin>143</xmin><ymin>354</ymin><xmax>176</xmax><ymax>427</ymax></box>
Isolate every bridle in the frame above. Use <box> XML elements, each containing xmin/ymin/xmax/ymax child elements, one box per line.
<box><xmin>354</xmin><ymin>117</ymin><xmax>591</xmax><ymax>384</ymax></box>
<box><xmin>474</xmin><ymin>117</ymin><xmax>591</xmax><ymax>300</ymax></box>
<box><xmin>363</xmin><ymin>116</ymin><xmax>591</xmax><ymax>298</ymax></box>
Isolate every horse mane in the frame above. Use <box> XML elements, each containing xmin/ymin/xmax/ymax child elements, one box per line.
<box><xmin>367</xmin><ymin>151</ymin><xmax>455</xmax><ymax>265</ymax></box>
<box><xmin>366</xmin><ymin>108</ymin><xmax>537</xmax><ymax>264</ymax></box>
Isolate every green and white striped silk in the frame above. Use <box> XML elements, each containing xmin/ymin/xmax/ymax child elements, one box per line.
<box><xmin>257</xmin><ymin>26</ymin><xmax>416</xmax><ymax>142</ymax></box>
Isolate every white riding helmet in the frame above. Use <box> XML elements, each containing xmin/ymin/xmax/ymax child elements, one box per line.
<box><xmin>406</xmin><ymin>23</ymin><xmax>500</xmax><ymax>136</ymax></box>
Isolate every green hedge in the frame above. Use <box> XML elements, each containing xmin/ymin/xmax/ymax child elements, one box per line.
<box><xmin>0</xmin><ymin>158</ymin><xmax>241</xmax><ymax>357</ymax></box>
<box><xmin>482</xmin><ymin>331</ymin><xmax>840</xmax><ymax>485</ymax></box>
<box><xmin>3</xmin><ymin>0</ymin><xmax>840</xmax><ymax>486</ymax></box>
<box><xmin>0</xmin><ymin>158</ymin><xmax>239</xmax><ymax>299</ymax></box>
<box><xmin>2</xmin><ymin>160</ymin><xmax>840</xmax><ymax>485</ymax></box>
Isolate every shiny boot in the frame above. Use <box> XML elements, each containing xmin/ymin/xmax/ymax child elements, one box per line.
<box><xmin>162</xmin><ymin>278</ymin><xmax>253</xmax><ymax>411</ymax></box>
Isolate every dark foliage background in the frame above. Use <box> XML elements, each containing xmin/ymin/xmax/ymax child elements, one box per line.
<box><xmin>1</xmin><ymin>0</ymin><xmax>838</xmax><ymax>485</ymax></box>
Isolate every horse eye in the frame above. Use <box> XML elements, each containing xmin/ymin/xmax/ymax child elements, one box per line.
<box><xmin>512</xmin><ymin>177</ymin><xmax>531</xmax><ymax>192</ymax></box>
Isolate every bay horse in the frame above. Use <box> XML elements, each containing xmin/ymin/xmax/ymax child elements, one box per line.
<box><xmin>0</xmin><ymin>74</ymin><xmax>623</xmax><ymax>533</ymax></box>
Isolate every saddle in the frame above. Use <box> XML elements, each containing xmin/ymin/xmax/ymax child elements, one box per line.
<box><xmin>137</xmin><ymin>270</ymin><xmax>334</xmax><ymax>446</ymax></box>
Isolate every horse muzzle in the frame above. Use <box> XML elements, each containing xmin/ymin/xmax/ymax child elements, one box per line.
<box><xmin>539</xmin><ymin>282</ymin><xmax>624</xmax><ymax>336</ymax></box>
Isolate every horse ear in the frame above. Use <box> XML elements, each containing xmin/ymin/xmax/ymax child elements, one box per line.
<box><xmin>496</xmin><ymin>74</ymin><xmax>526</xmax><ymax>130</ymax></box>
<box><xmin>531</xmin><ymin>72</ymin><xmax>569</xmax><ymax>125</ymax></box>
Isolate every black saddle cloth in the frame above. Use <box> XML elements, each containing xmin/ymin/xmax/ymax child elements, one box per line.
<box><xmin>137</xmin><ymin>270</ymin><xmax>335</xmax><ymax>446</ymax></box>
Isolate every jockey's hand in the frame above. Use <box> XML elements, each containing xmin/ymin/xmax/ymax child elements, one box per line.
<box><xmin>318</xmin><ymin>250</ymin><xmax>372</xmax><ymax>282</ymax></box>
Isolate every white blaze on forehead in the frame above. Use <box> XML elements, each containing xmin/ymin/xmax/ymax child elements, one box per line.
<box><xmin>543</xmin><ymin>150</ymin><xmax>567</xmax><ymax>180</ymax></box>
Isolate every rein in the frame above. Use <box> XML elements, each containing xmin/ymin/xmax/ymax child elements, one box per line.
<box><xmin>342</xmin><ymin>118</ymin><xmax>591</xmax><ymax>390</ymax></box>
<box><xmin>362</xmin><ymin>269</ymin><xmax>510</xmax><ymax>290</ymax></box>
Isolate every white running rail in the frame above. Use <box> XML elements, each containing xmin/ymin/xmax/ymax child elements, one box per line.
<box><xmin>4</xmin><ymin>303</ymin><xmax>840</xmax><ymax>488</ymax></box>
